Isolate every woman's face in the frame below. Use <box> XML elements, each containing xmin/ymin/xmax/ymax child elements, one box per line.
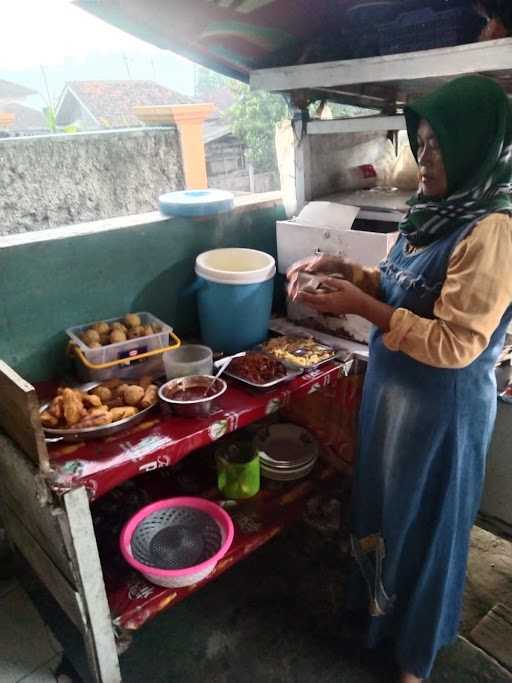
<box><xmin>416</xmin><ymin>119</ymin><xmax>448</xmax><ymax>198</ymax></box>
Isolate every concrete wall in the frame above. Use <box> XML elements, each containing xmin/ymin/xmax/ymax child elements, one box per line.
<box><xmin>0</xmin><ymin>127</ymin><xmax>184</xmax><ymax>236</ymax></box>
<box><xmin>0</xmin><ymin>194</ymin><xmax>284</xmax><ymax>382</ymax></box>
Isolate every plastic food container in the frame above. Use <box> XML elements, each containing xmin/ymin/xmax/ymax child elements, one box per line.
<box><xmin>120</xmin><ymin>497</ymin><xmax>234</xmax><ymax>588</ymax></box>
<box><xmin>215</xmin><ymin>440</ymin><xmax>260</xmax><ymax>499</ymax></box>
<box><xmin>158</xmin><ymin>375</ymin><xmax>227</xmax><ymax>418</ymax></box>
<box><xmin>67</xmin><ymin>312</ymin><xmax>180</xmax><ymax>382</ymax></box>
<box><xmin>162</xmin><ymin>344</ymin><xmax>213</xmax><ymax>380</ymax></box>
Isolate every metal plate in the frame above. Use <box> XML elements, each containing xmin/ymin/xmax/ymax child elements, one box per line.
<box><xmin>257</xmin><ymin>339</ymin><xmax>338</xmax><ymax>372</ymax></box>
<box><xmin>41</xmin><ymin>382</ymin><xmax>158</xmax><ymax>442</ymax></box>
<box><xmin>215</xmin><ymin>355</ymin><xmax>302</xmax><ymax>390</ymax></box>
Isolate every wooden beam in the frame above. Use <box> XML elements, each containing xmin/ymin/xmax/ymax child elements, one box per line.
<box><xmin>0</xmin><ymin>360</ymin><xmax>48</xmax><ymax>470</ymax></box>
<box><xmin>63</xmin><ymin>487</ymin><xmax>121</xmax><ymax>683</ymax></box>
<box><xmin>0</xmin><ymin>498</ymin><xmax>85</xmax><ymax>630</ymax></box>
<box><xmin>0</xmin><ymin>433</ymin><xmax>74</xmax><ymax>582</ymax></box>
<box><xmin>250</xmin><ymin>38</ymin><xmax>512</xmax><ymax>93</ymax></box>
<box><xmin>307</xmin><ymin>115</ymin><xmax>406</xmax><ymax>135</ymax></box>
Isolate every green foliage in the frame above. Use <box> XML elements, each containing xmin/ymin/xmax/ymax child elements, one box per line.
<box><xmin>195</xmin><ymin>65</ymin><xmax>288</xmax><ymax>173</ymax></box>
<box><xmin>194</xmin><ymin>65</ymin><xmax>234</xmax><ymax>100</ymax></box>
<box><xmin>226</xmin><ymin>82</ymin><xmax>288</xmax><ymax>172</ymax></box>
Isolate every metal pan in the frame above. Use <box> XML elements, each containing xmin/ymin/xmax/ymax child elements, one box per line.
<box><xmin>256</xmin><ymin>340</ymin><xmax>339</xmax><ymax>372</ymax></box>
<box><xmin>41</xmin><ymin>382</ymin><xmax>158</xmax><ymax>442</ymax></box>
<box><xmin>214</xmin><ymin>355</ymin><xmax>302</xmax><ymax>390</ymax></box>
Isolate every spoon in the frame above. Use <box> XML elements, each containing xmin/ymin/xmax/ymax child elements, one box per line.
<box><xmin>202</xmin><ymin>352</ymin><xmax>246</xmax><ymax>397</ymax></box>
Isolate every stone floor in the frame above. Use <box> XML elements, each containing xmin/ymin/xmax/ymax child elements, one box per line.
<box><xmin>1</xmin><ymin>522</ymin><xmax>511</xmax><ymax>683</ymax></box>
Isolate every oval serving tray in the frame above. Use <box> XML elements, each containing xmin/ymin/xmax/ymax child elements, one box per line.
<box><xmin>41</xmin><ymin>382</ymin><xmax>158</xmax><ymax>442</ymax></box>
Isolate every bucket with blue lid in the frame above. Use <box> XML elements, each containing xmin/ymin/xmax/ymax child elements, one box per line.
<box><xmin>194</xmin><ymin>248</ymin><xmax>276</xmax><ymax>354</ymax></box>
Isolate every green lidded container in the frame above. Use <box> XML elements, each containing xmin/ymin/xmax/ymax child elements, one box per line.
<box><xmin>215</xmin><ymin>439</ymin><xmax>260</xmax><ymax>500</ymax></box>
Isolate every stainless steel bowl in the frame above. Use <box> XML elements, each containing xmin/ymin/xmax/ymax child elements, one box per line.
<box><xmin>158</xmin><ymin>375</ymin><xmax>227</xmax><ymax>418</ymax></box>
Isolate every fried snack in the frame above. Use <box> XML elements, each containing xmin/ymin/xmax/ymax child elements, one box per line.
<box><xmin>113</xmin><ymin>383</ymin><xmax>130</xmax><ymax>398</ymax></box>
<box><xmin>48</xmin><ymin>395</ymin><xmax>64</xmax><ymax>419</ymax></box>
<box><xmin>110</xmin><ymin>329</ymin><xmax>127</xmax><ymax>344</ymax></box>
<box><xmin>61</xmin><ymin>388</ymin><xmax>86</xmax><ymax>426</ymax></box>
<box><xmin>105</xmin><ymin>397</ymin><xmax>124</xmax><ymax>409</ymax></box>
<box><xmin>75</xmin><ymin>406</ymin><xmax>112</xmax><ymax>429</ymax></box>
<box><xmin>140</xmin><ymin>384</ymin><xmax>158</xmax><ymax>408</ymax></box>
<box><xmin>82</xmin><ymin>329</ymin><xmax>100</xmax><ymax>346</ymax></box>
<box><xmin>91</xmin><ymin>386</ymin><xmax>112</xmax><ymax>403</ymax></box>
<box><xmin>91</xmin><ymin>321</ymin><xmax>110</xmax><ymax>335</ymax></box>
<box><xmin>262</xmin><ymin>336</ymin><xmax>334</xmax><ymax>368</ymax></box>
<box><xmin>99</xmin><ymin>333</ymin><xmax>110</xmax><ymax>346</ymax></box>
<box><xmin>124</xmin><ymin>313</ymin><xmax>141</xmax><ymax>329</ymax></box>
<box><xmin>142</xmin><ymin>325</ymin><xmax>154</xmax><ymax>336</ymax></box>
<box><xmin>102</xmin><ymin>378</ymin><xmax>122</xmax><ymax>390</ymax></box>
<box><xmin>121</xmin><ymin>385</ymin><xmax>145</xmax><ymax>406</ymax></box>
<box><xmin>127</xmin><ymin>328</ymin><xmax>140</xmax><ymax>340</ymax></box>
<box><xmin>80</xmin><ymin>392</ymin><xmax>102</xmax><ymax>408</ymax></box>
<box><xmin>40</xmin><ymin>410</ymin><xmax>59</xmax><ymax>428</ymax></box>
<box><xmin>109</xmin><ymin>406</ymin><xmax>138</xmax><ymax>421</ymax></box>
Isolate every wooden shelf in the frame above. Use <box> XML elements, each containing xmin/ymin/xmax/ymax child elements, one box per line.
<box><xmin>95</xmin><ymin>456</ymin><xmax>342</xmax><ymax>631</ymax></box>
<box><xmin>45</xmin><ymin>363</ymin><xmax>345</xmax><ymax>501</ymax></box>
<box><xmin>250</xmin><ymin>38</ymin><xmax>512</xmax><ymax>109</ymax></box>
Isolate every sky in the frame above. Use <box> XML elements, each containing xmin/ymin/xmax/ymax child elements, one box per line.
<box><xmin>0</xmin><ymin>0</ymin><xmax>197</xmax><ymax>108</ymax></box>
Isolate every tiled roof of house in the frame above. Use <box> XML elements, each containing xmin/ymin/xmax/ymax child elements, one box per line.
<box><xmin>1</xmin><ymin>102</ymin><xmax>46</xmax><ymax>131</ymax></box>
<box><xmin>65</xmin><ymin>80</ymin><xmax>198</xmax><ymax>128</ymax></box>
<box><xmin>0</xmin><ymin>79</ymin><xmax>35</xmax><ymax>100</ymax></box>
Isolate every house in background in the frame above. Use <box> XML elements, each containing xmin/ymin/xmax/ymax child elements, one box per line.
<box><xmin>55</xmin><ymin>80</ymin><xmax>194</xmax><ymax>130</ymax></box>
<box><xmin>0</xmin><ymin>80</ymin><xmax>47</xmax><ymax>135</ymax></box>
<box><xmin>55</xmin><ymin>79</ymin><xmax>250</xmax><ymax>190</ymax></box>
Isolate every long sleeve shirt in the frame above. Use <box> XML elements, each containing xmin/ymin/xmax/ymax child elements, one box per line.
<box><xmin>350</xmin><ymin>213</ymin><xmax>512</xmax><ymax>369</ymax></box>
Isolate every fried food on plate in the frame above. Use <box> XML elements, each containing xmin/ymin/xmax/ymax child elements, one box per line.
<box><xmin>42</xmin><ymin>377</ymin><xmax>159</xmax><ymax>432</ymax></box>
<box><xmin>61</xmin><ymin>388</ymin><xmax>86</xmax><ymax>426</ymax></box>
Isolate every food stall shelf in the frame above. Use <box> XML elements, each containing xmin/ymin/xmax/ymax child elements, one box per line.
<box><xmin>94</xmin><ymin>457</ymin><xmax>341</xmax><ymax>631</ymax></box>
<box><xmin>45</xmin><ymin>362</ymin><xmax>345</xmax><ymax>502</ymax></box>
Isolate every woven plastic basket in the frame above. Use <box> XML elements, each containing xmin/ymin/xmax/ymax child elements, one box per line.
<box><xmin>120</xmin><ymin>497</ymin><xmax>234</xmax><ymax>588</ymax></box>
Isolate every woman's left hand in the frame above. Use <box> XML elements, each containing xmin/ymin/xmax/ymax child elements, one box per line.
<box><xmin>295</xmin><ymin>277</ymin><xmax>369</xmax><ymax>317</ymax></box>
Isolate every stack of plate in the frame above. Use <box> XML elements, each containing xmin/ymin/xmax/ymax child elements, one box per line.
<box><xmin>253</xmin><ymin>424</ymin><xmax>319</xmax><ymax>482</ymax></box>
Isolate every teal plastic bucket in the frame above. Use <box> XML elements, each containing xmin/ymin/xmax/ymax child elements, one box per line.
<box><xmin>195</xmin><ymin>248</ymin><xmax>276</xmax><ymax>354</ymax></box>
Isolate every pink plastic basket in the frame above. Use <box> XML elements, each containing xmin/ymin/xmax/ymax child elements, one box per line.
<box><xmin>120</xmin><ymin>497</ymin><xmax>234</xmax><ymax>588</ymax></box>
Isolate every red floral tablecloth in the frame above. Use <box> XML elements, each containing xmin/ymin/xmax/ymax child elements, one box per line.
<box><xmin>45</xmin><ymin>363</ymin><xmax>361</xmax><ymax>502</ymax></box>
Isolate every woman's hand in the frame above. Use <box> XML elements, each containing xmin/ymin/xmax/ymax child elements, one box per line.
<box><xmin>295</xmin><ymin>276</ymin><xmax>395</xmax><ymax>332</ymax></box>
<box><xmin>295</xmin><ymin>276</ymin><xmax>368</xmax><ymax>316</ymax></box>
<box><xmin>286</xmin><ymin>254</ymin><xmax>348</xmax><ymax>300</ymax></box>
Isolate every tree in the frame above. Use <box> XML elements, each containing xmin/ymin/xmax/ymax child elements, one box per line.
<box><xmin>194</xmin><ymin>65</ymin><xmax>288</xmax><ymax>173</ymax></box>
<box><xmin>225</xmin><ymin>81</ymin><xmax>288</xmax><ymax>173</ymax></box>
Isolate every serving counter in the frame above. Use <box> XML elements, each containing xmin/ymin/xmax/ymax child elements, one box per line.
<box><xmin>0</xmin><ymin>359</ymin><xmax>362</xmax><ymax>682</ymax></box>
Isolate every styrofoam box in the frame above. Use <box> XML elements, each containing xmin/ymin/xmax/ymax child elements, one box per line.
<box><xmin>67</xmin><ymin>312</ymin><xmax>172</xmax><ymax>382</ymax></box>
<box><xmin>277</xmin><ymin>220</ymin><xmax>398</xmax><ymax>344</ymax></box>
<box><xmin>276</xmin><ymin>218</ymin><xmax>398</xmax><ymax>274</ymax></box>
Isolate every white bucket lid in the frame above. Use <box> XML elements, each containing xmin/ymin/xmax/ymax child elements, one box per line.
<box><xmin>195</xmin><ymin>248</ymin><xmax>276</xmax><ymax>285</ymax></box>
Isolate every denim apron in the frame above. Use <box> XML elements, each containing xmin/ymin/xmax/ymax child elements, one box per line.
<box><xmin>350</xmin><ymin>219</ymin><xmax>512</xmax><ymax>678</ymax></box>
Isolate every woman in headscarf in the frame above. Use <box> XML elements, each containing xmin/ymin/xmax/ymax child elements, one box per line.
<box><xmin>287</xmin><ymin>75</ymin><xmax>512</xmax><ymax>682</ymax></box>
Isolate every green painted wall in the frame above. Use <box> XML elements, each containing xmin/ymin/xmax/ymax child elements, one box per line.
<box><xmin>0</xmin><ymin>202</ymin><xmax>285</xmax><ymax>382</ymax></box>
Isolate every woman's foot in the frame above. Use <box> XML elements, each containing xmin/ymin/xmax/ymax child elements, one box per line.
<box><xmin>400</xmin><ymin>672</ymin><xmax>423</xmax><ymax>683</ymax></box>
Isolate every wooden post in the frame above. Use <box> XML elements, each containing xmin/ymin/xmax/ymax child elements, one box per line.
<box><xmin>134</xmin><ymin>103</ymin><xmax>215</xmax><ymax>189</ymax></box>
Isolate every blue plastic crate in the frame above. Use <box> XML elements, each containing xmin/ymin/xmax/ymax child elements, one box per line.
<box><xmin>378</xmin><ymin>7</ymin><xmax>484</xmax><ymax>55</ymax></box>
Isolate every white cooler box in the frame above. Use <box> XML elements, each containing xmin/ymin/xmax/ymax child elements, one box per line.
<box><xmin>276</xmin><ymin>201</ymin><xmax>398</xmax><ymax>344</ymax></box>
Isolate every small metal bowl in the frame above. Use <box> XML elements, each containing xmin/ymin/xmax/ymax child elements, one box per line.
<box><xmin>158</xmin><ymin>375</ymin><xmax>227</xmax><ymax>418</ymax></box>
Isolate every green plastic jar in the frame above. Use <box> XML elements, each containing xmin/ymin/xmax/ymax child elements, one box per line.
<box><xmin>215</xmin><ymin>440</ymin><xmax>260</xmax><ymax>499</ymax></box>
